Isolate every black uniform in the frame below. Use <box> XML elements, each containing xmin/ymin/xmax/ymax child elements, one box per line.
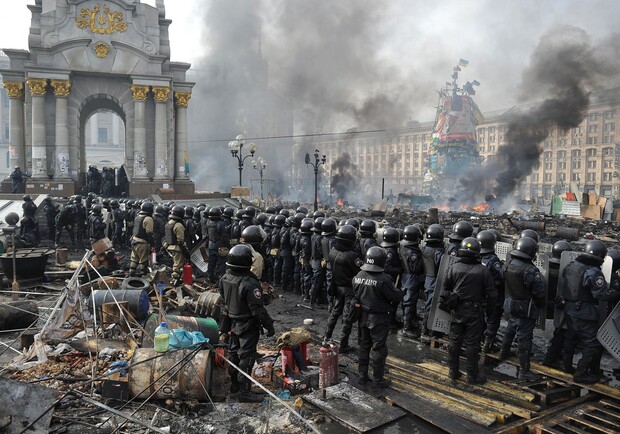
<box><xmin>111</xmin><ymin>207</ymin><xmax>125</xmax><ymax>247</ymax></box>
<box><xmin>481</xmin><ymin>251</ymin><xmax>504</xmax><ymax>347</ymax></box>
<box><xmin>88</xmin><ymin>213</ymin><xmax>106</xmax><ymax>243</ymax></box>
<box><xmin>279</xmin><ymin>225</ymin><xmax>294</xmax><ymax>292</ymax></box>
<box><xmin>442</xmin><ymin>256</ymin><xmax>496</xmax><ymax>378</ymax></box>
<box><xmin>310</xmin><ymin>231</ymin><xmax>326</xmax><ymax>304</ymax></box>
<box><xmin>270</xmin><ymin>224</ymin><xmax>283</xmax><ymax>286</ymax></box>
<box><xmin>22</xmin><ymin>200</ymin><xmax>37</xmax><ymax>218</ymax></box>
<box><xmin>16</xmin><ymin>216</ymin><xmax>40</xmax><ymax>248</ymax></box>
<box><xmin>74</xmin><ymin>201</ymin><xmax>87</xmax><ymax>244</ymax></box>
<box><xmin>353</xmin><ymin>269</ymin><xmax>403</xmax><ymax>382</ymax></box>
<box><xmin>359</xmin><ymin>237</ymin><xmax>378</xmax><ymax>259</ymax></box>
<box><xmin>399</xmin><ymin>241</ymin><xmax>425</xmax><ymax>331</ymax></box>
<box><xmin>207</xmin><ymin>218</ymin><xmax>229</xmax><ymax>283</ymax></box>
<box><xmin>10</xmin><ymin>168</ymin><xmax>24</xmax><ymax>193</ymax></box>
<box><xmin>422</xmin><ymin>242</ymin><xmax>445</xmax><ymax>334</ymax></box>
<box><xmin>324</xmin><ymin>240</ymin><xmax>361</xmax><ymax>348</ymax></box>
<box><xmin>446</xmin><ymin>241</ymin><xmax>460</xmax><ymax>257</ymax></box>
<box><xmin>298</xmin><ymin>233</ymin><xmax>312</xmax><ymax>298</ymax></box>
<box><xmin>55</xmin><ymin>205</ymin><xmax>76</xmax><ymax>247</ymax></box>
<box><xmin>500</xmin><ymin>257</ymin><xmax>545</xmax><ymax>374</ymax></box>
<box><xmin>152</xmin><ymin>211</ymin><xmax>166</xmax><ymax>255</ymax></box>
<box><xmin>542</xmin><ymin>260</ymin><xmax>572</xmax><ymax>369</ymax></box>
<box><xmin>219</xmin><ymin>269</ymin><xmax>274</xmax><ymax>393</ymax></box>
<box><xmin>289</xmin><ymin>226</ymin><xmax>301</xmax><ymax>293</ymax></box>
<box><xmin>43</xmin><ymin>201</ymin><xmax>58</xmax><ymax>241</ymax></box>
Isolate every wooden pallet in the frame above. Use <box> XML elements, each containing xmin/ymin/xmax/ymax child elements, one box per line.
<box><xmin>532</xmin><ymin>398</ymin><xmax>620</xmax><ymax>434</ymax></box>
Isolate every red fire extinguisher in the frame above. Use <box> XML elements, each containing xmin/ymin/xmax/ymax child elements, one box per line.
<box><xmin>183</xmin><ymin>262</ymin><xmax>193</xmax><ymax>285</ymax></box>
<box><xmin>319</xmin><ymin>343</ymin><xmax>338</xmax><ymax>388</ymax></box>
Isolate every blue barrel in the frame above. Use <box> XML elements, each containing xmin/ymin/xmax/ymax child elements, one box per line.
<box><xmin>91</xmin><ymin>289</ymin><xmax>150</xmax><ymax>321</ymax></box>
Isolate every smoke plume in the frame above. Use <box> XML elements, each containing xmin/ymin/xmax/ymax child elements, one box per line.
<box><xmin>331</xmin><ymin>153</ymin><xmax>356</xmax><ymax>200</ymax></box>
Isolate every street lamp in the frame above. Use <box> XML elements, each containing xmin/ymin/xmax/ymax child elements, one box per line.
<box><xmin>305</xmin><ymin>149</ymin><xmax>326</xmax><ymax>212</ymax></box>
<box><xmin>227</xmin><ymin>134</ymin><xmax>257</xmax><ymax>186</ymax></box>
<box><xmin>252</xmin><ymin>157</ymin><xmax>267</xmax><ymax>201</ymax></box>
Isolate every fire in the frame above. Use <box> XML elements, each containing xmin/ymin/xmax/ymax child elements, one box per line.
<box><xmin>337</xmin><ymin>198</ymin><xmax>344</xmax><ymax>206</ymax></box>
<box><xmin>472</xmin><ymin>203</ymin><xmax>490</xmax><ymax>213</ymax></box>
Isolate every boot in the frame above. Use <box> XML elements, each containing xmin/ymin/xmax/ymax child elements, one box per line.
<box><xmin>358</xmin><ymin>364</ymin><xmax>370</xmax><ymax>385</ymax></box>
<box><xmin>236</xmin><ymin>382</ymin><xmax>264</xmax><ymax>403</ymax></box>
<box><xmin>518</xmin><ymin>349</ymin><xmax>540</xmax><ymax>381</ymax></box>
<box><xmin>561</xmin><ymin>355</ymin><xmax>575</xmax><ymax>374</ymax></box>
<box><xmin>573</xmin><ymin>366</ymin><xmax>601</xmax><ymax>384</ymax></box>
<box><xmin>499</xmin><ymin>340</ymin><xmax>514</xmax><ymax>360</ymax></box>
<box><xmin>466</xmin><ymin>347</ymin><xmax>486</xmax><ymax>384</ymax></box>
<box><xmin>482</xmin><ymin>337</ymin><xmax>498</xmax><ymax>354</ymax></box>
<box><xmin>448</xmin><ymin>369</ymin><xmax>462</xmax><ymax>380</ymax></box>
<box><xmin>339</xmin><ymin>336</ymin><xmax>355</xmax><ymax>354</ymax></box>
<box><xmin>372</xmin><ymin>359</ymin><xmax>390</xmax><ymax>387</ymax></box>
<box><xmin>447</xmin><ymin>345</ymin><xmax>461</xmax><ymax>379</ymax></box>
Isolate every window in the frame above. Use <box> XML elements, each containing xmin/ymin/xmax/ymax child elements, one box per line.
<box><xmin>604</xmin><ymin>110</ymin><xmax>616</xmax><ymax>119</ymax></box>
<box><xmin>478</xmin><ymin>128</ymin><xmax>485</xmax><ymax>135</ymax></box>
<box><xmin>587</xmin><ymin>173</ymin><xmax>596</xmax><ymax>182</ymax></box>
<box><xmin>558</xmin><ymin>173</ymin><xmax>566</xmax><ymax>182</ymax></box>
<box><xmin>480</xmin><ymin>146</ymin><xmax>486</xmax><ymax>153</ymax></box>
<box><xmin>604</xmin><ymin>123</ymin><xmax>615</xmax><ymax>132</ymax></box>
<box><xmin>489</xmin><ymin>145</ymin><xmax>496</xmax><ymax>152</ymax></box>
<box><xmin>559</xmin><ymin>138</ymin><xmax>568</xmax><ymax>147</ymax></box>
<box><xmin>589</xmin><ymin>112</ymin><xmax>600</xmax><ymax>121</ymax></box>
<box><xmin>545</xmin><ymin>162</ymin><xmax>552</xmax><ymax>170</ymax></box>
<box><xmin>572</xmin><ymin>138</ymin><xmax>582</xmax><ymax>146</ymax></box>
<box><xmin>586</xmin><ymin>148</ymin><xmax>596</xmax><ymax>157</ymax></box>
<box><xmin>557</xmin><ymin>150</ymin><xmax>567</xmax><ymax>158</ymax></box>
<box><xmin>489</xmin><ymin>135</ymin><xmax>496</xmax><ymax>143</ymax></box>
<box><xmin>98</xmin><ymin>128</ymin><xmax>108</xmax><ymax>143</ymax></box>
<box><xmin>572</xmin><ymin>161</ymin><xmax>581</xmax><ymax>169</ymax></box>
<box><xmin>544</xmin><ymin>173</ymin><xmax>552</xmax><ymax>182</ymax></box>
<box><xmin>558</xmin><ymin>161</ymin><xmax>567</xmax><ymax>170</ymax></box>
<box><xmin>479</xmin><ymin>136</ymin><xmax>485</xmax><ymax>144</ymax></box>
<box><xmin>488</xmin><ymin>127</ymin><xmax>496</xmax><ymax>133</ymax></box>
<box><xmin>571</xmin><ymin>173</ymin><xmax>580</xmax><ymax>181</ymax></box>
<box><xmin>587</xmin><ymin>137</ymin><xmax>598</xmax><ymax>145</ymax></box>
<box><xmin>532</xmin><ymin>174</ymin><xmax>539</xmax><ymax>182</ymax></box>
<box><xmin>499</xmin><ymin>135</ymin><xmax>504</xmax><ymax>142</ymax></box>
<box><xmin>604</xmin><ymin>160</ymin><xmax>613</xmax><ymax>168</ymax></box>
<box><xmin>574</xmin><ymin>126</ymin><xmax>583</xmax><ymax>135</ymax></box>
<box><xmin>604</xmin><ymin>172</ymin><xmax>613</xmax><ymax>181</ymax></box>
<box><xmin>589</xmin><ymin>125</ymin><xmax>598</xmax><ymax>133</ymax></box>
<box><xmin>559</xmin><ymin>128</ymin><xmax>568</xmax><ymax>136</ymax></box>
<box><xmin>603</xmin><ymin>135</ymin><xmax>615</xmax><ymax>144</ymax></box>
<box><xmin>587</xmin><ymin>160</ymin><xmax>597</xmax><ymax>169</ymax></box>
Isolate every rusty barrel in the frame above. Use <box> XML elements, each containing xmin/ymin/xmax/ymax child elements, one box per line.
<box><xmin>514</xmin><ymin>221</ymin><xmax>546</xmax><ymax>232</ymax></box>
<box><xmin>555</xmin><ymin>226</ymin><xmax>580</xmax><ymax>241</ymax></box>
<box><xmin>428</xmin><ymin>208</ymin><xmax>439</xmax><ymax>224</ymax></box>
<box><xmin>195</xmin><ymin>291</ymin><xmax>222</xmax><ymax>321</ymax></box>
<box><xmin>129</xmin><ymin>348</ymin><xmax>214</xmax><ymax>400</ymax></box>
<box><xmin>91</xmin><ymin>289</ymin><xmax>150</xmax><ymax>322</ymax></box>
<box><xmin>142</xmin><ymin>314</ymin><xmax>219</xmax><ymax>347</ymax></box>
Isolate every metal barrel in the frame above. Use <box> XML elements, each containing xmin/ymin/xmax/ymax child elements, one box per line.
<box><xmin>142</xmin><ymin>314</ymin><xmax>219</xmax><ymax>347</ymax></box>
<box><xmin>90</xmin><ymin>289</ymin><xmax>150</xmax><ymax>321</ymax></box>
<box><xmin>428</xmin><ymin>208</ymin><xmax>439</xmax><ymax>224</ymax></box>
<box><xmin>129</xmin><ymin>348</ymin><xmax>214</xmax><ymax>400</ymax></box>
<box><xmin>0</xmin><ymin>301</ymin><xmax>38</xmax><ymax>330</ymax></box>
<box><xmin>555</xmin><ymin>226</ymin><xmax>580</xmax><ymax>241</ymax></box>
<box><xmin>195</xmin><ymin>292</ymin><xmax>222</xmax><ymax>321</ymax></box>
<box><xmin>514</xmin><ymin>221</ymin><xmax>546</xmax><ymax>232</ymax></box>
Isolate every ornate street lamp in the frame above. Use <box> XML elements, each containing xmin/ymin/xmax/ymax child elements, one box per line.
<box><xmin>227</xmin><ymin>134</ymin><xmax>257</xmax><ymax>186</ymax></box>
<box><xmin>305</xmin><ymin>149</ymin><xmax>326</xmax><ymax>212</ymax></box>
<box><xmin>252</xmin><ymin>157</ymin><xmax>267</xmax><ymax>201</ymax></box>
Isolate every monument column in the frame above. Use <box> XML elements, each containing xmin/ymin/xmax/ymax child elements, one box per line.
<box><xmin>174</xmin><ymin>92</ymin><xmax>191</xmax><ymax>180</ymax></box>
<box><xmin>131</xmin><ymin>85</ymin><xmax>149</xmax><ymax>179</ymax></box>
<box><xmin>2</xmin><ymin>82</ymin><xmax>25</xmax><ymax>171</ymax></box>
<box><xmin>50</xmin><ymin>79</ymin><xmax>71</xmax><ymax>178</ymax></box>
<box><xmin>27</xmin><ymin>78</ymin><xmax>48</xmax><ymax>179</ymax></box>
<box><xmin>153</xmin><ymin>86</ymin><xmax>170</xmax><ymax>179</ymax></box>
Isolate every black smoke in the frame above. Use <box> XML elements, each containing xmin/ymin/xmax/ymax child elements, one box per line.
<box><xmin>331</xmin><ymin>153</ymin><xmax>356</xmax><ymax>200</ymax></box>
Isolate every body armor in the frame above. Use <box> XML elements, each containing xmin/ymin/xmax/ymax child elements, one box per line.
<box><xmin>563</xmin><ymin>260</ymin><xmax>593</xmax><ymax>302</ymax></box>
<box><xmin>504</xmin><ymin>260</ymin><xmax>532</xmax><ymax>300</ymax></box>
<box><xmin>221</xmin><ymin>274</ymin><xmax>252</xmax><ymax>320</ymax></box>
<box><xmin>422</xmin><ymin>245</ymin><xmax>441</xmax><ymax>277</ymax></box>
<box><xmin>133</xmin><ymin>214</ymin><xmax>147</xmax><ymax>239</ymax></box>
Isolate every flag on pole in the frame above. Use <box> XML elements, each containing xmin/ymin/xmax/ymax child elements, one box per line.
<box><xmin>458</xmin><ymin>58</ymin><xmax>469</xmax><ymax>68</ymax></box>
<box><xmin>184</xmin><ymin>148</ymin><xmax>190</xmax><ymax>174</ymax></box>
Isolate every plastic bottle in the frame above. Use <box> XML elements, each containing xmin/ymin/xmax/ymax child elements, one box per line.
<box><xmin>154</xmin><ymin>322</ymin><xmax>170</xmax><ymax>352</ymax></box>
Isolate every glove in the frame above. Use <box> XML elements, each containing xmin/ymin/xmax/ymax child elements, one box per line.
<box><xmin>266</xmin><ymin>323</ymin><xmax>275</xmax><ymax>337</ymax></box>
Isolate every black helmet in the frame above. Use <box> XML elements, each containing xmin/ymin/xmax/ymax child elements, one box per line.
<box><xmin>171</xmin><ymin>205</ymin><xmax>185</xmax><ymax>220</ymax></box>
<box><xmin>141</xmin><ymin>201</ymin><xmax>154</xmax><ymax>215</ymax></box>
<box><xmin>313</xmin><ymin>210</ymin><xmax>326</xmax><ymax>218</ymax></box>
<box><xmin>359</xmin><ymin>219</ymin><xmax>377</xmax><ymax>237</ymax></box>
<box><xmin>87</xmin><ymin>192</ymin><xmax>96</xmax><ymax>199</ymax></box>
<box><xmin>226</xmin><ymin>244</ymin><xmax>253</xmax><ymax>270</ymax></box>
<box><xmin>412</xmin><ymin>223</ymin><xmax>425</xmax><ymax>235</ymax></box>
<box><xmin>23</xmin><ymin>195</ymin><xmax>32</xmax><ymax>202</ymax></box>
<box><xmin>300</xmin><ymin>218</ymin><xmax>314</xmax><ymax>235</ymax></box>
<box><xmin>241</xmin><ymin>225</ymin><xmax>264</xmax><ymax>245</ymax></box>
<box><xmin>256</xmin><ymin>213</ymin><xmax>268</xmax><ymax>226</ymax></box>
<box><xmin>44</xmin><ymin>196</ymin><xmax>52</xmax><ymax>203</ymax></box>
<box><xmin>607</xmin><ymin>249</ymin><xmax>620</xmax><ymax>272</ymax></box>
<box><xmin>296</xmin><ymin>206</ymin><xmax>308</xmax><ymax>215</ymax></box>
<box><xmin>381</xmin><ymin>228</ymin><xmax>399</xmax><ymax>247</ymax></box>
<box><xmin>476</xmin><ymin>230</ymin><xmax>497</xmax><ymax>254</ymax></box>
<box><xmin>185</xmin><ymin>206</ymin><xmax>194</xmax><ymax>218</ymax></box>
<box><xmin>336</xmin><ymin>225</ymin><xmax>357</xmax><ymax>245</ymax></box>
<box><xmin>285</xmin><ymin>216</ymin><xmax>294</xmax><ymax>227</ymax></box>
<box><xmin>458</xmin><ymin>237</ymin><xmax>481</xmax><ymax>258</ymax></box>
<box><xmin>243</xmin><ymin>206</ymin><xmax>256</xmax><ymax>219</ymax></box>
<box><xmin>345</xmin><ymin>218</ymin><xmax>360</xmax><ymax>230</ymax></box>
<box><xmin>209</xmin><ymin>207</ymin><xmax>222</xmax><ymax>219</ymax></box>
<box><xmin>267</xmin><ymin>215</ymin><xmax>276</xmax><ymax>227</ymax></box>
<box><xmin>321</xmin><ymin>218</ymin><xmax>337</xmax><ymax>236</ymax></box>
<box><xmin>450</xmin><ymin>220</ymin><xmax>474</xmax><ymax>241</ymax></box>
<box><xmin>293</xmin><ymin>212</ymin><xmax>305</xmax><ymax>228</ymax></box>
<box><xmin>275</xmin><ymin>205</ymin><xmax>283</xmax><ymax>213</ymax></box>
<box><xmin>550</xmin><ymin>240</ymin><xmax>572</xmax><ymax>264</ymax></box>
<box><xmin>223</xmin><ymin>207</ymin><xmax>235</xmax><ymax>218</ymax></box>
<box><xmin>74</xmin><ymin>195</ymin><xmax>83</xmax><ymax>202</ymax></box>
<box><xmin>110</xmin><ymin>199</ymin><xmax>119</xmax><ymax>208</ymax></box>
<box><xmin>102</xmin><ymin>199</ymin><xmax>110</xmax><ymax>208</ymax></box>
<box><xmin>274</xmin><ymin>214</ymin><xmax>286</xmax><ymax>227</ymax></box>
<box><xmin>155</xmin><ymin>205</ymin><xmax>165</xmax><ymax>215</ymax></box>
<box><xmin>265</xmin><ymin>206</ymin><xmax>276</xmax><ymax>214</ymax></box>
<box><xmin>520</xmin><ymin>229</ymin><xmax>539</xmax><ymax>243</ymax></box>
<box><xmin>91</xmin><ymin>204</ymin><xmax>102</xmax><ymax>215</ymax></box>
<box><xmin>361</xmin><ymin>246</ymin><xmax>386</xmax><ymax>272</ymax></box>
<box><xmin>511</xmin><ymin>237</ymin><xmax>538</xmax><ymax>260</ymax></box>
<box><xmin>403</xmin><ymin>225</ymin><xmax>422</xmax><ymax>244</ymax></box>
<box><xmin>582</xmin><ymin>239</ymin><xmax>607</xmax><ymax>264</ymax></box>
<box><xmin>426</xmin><ymin>224</ymin><xmax>444</xmax><ymax>242</ymax></box>
<box><xmin>306</xmin><ymin>212</ymin><xmax>314</xmax><ymax>219</ymax></box>
<box><xmin>312</xmin><ymin>216</ymin><xmax>325</xmax><ymax>232</ymax></box>
<box><xmin>488</xmin><ymin>228</ymin><xmax>502</xmax><ymax>242</ymax></box>
<box><xmin>278</xmin><ymin>208</ymin><xmax>290</xmax><ymax>217</ymax></box>
<box><xmin>235</xmin><ymin>210</ymin><xmax>244</xmax><ymax>220</ymax></box>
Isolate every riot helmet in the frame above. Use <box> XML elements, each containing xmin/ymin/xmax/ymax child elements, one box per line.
<box><xmin>476</xmin><ymin>230</ymin><xmax>497</xmax><ymax>254</ymax></box>
<box><xmin>361</xmin><ymin>246</ymin><xmax>387</xmax><ymax>272</ymax></box>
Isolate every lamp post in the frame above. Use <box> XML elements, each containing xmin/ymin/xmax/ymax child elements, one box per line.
<box><xmin>252</xmin><ymin>156</ymin><xmax>267</xmax><ymax>201</ymax></box>
<box><xmin>227</xmin><ymin>134</ymin><xmax>257</xmax><ymax>186</ymax></box>
<box><xmin>305</xmin><ymin>149</ymin><xmax>326</xmax><ymax>212</ymax></box>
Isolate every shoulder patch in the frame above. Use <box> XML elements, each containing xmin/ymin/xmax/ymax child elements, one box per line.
<box><xmin>387</xmin><ymin>251</ymin><xmax>393</xmax><ymax>260</ymax></box>
<box><xmin>494</xmin><ymin>261</ymin><xmax>501</xmax><ymax>270</ymax></box>
<box><xmin>253</xmin><ymin>288</ymin><xmax>262</xmax><ymax>299</ymax></box>
<box><xmin>534</xmin><ymin>272</ymin><xmax>542</xmax><ymax>280</ymax></box>
<box><xmin>411</xmin><ymin>254</ymin><xmax>418</xmax><ymax>261</ymax></box>
<box><xmin>595</xmin><ymin>276</ymin><xmax>605</xmax><ymax>287</ymax></box>
<box><xmin>450</xmin><ymin>251</ymin><xmax>457</xmax><ymax>256</ymax></box>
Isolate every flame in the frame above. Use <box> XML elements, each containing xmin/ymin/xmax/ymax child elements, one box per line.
<box><xmin>472</xmin><ymin>203</ymin><xmax>490</xmax><ymax>212</ymax></box>
<box><xmin>337</xmin><ymin>198</ymin><xmax>344</xmax><ymax>206</ymax></box>
<box><xmin>437</xmin><ymin>205</ymin><xmax>450</xmax><ymax>211</ymax></box>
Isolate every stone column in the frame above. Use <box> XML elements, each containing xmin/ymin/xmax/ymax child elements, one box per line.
<box><xmin>2</xmin><ymin>82</ymin><xmax>25</xmax><ymax>171</ymax></box>
<box><xmin>50</xmin><ymin>80</ymin><xmax>71</xmax><ymax>178</ymax></box>
<box><xmin>174</xmin><ymin>92</ymin><xmax>191</xmax><ymax>179</ymax></box>
<box><xmin>131</xmin><ymin>85</ymin><xmax>149</xmax><ymax>179</ymax></box>
<box><xmin>153</xmin><ymin>86</ymin><xmax>170</xmax><ymax>179</ymax></box>
<box><xmin>27</xmin><ymin>78</ymin><xmax>48</xmax><ymax>179</ymax></box>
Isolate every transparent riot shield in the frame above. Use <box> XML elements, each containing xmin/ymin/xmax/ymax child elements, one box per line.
<box><xmin>428</xmin><ymin>255</ymin><xmax>458</xmax><ymax>333</ymax></box>
<box><xmin>597</xmin><ymin>299</ymin><xmax>620</xmax><ymax>363</ymax></box>
<box><xmin>554</xmin><ymin>251</ymin><xmax>586</xmax><ymax>328</ymax></box>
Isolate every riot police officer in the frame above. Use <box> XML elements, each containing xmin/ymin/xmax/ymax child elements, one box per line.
<box><xmin>321</xmin><ymin>218</ymin><xmax>338</xmax><ymax>310</ymax></box>
<box><xmin>17</xmin><ymin>215</ymin><xmax>40</xmax><ymax>248</ymax></box>
<box><xmin>153</xmin><ymin>205</ymin><xmax>166</xmax><ymax>257</ymax></box>
<box><xmin>446</xmin><ymin>221</ymin><xmax>474</xmax><ymax>257</ymax></box>
<box><xmin>22</xmin><ymin>195</ymin><xmax>37</xmax><ymax>218</ymax></box>
<box><xmin>499</xmin><ymin>237</ymin><xmax>545</xmax><ymax>381</ymax></box>
<box><xmin>381</xmin><ymin>227</ymin><xmax>402</xmax><ymax>330</ymax></box>
<box><xmin>73</xmin><ymin>195</ymin><xmax>87</xmax><ymax>244</ymax></box>
<box><xmin>55</xmin><ymin>203</ymin><xmax>77</xmax><ymax>247</ymax></box>
<box><xmin>219</xmin><ymin>244</ymin><xmax>275</xmax><ymax>402</ymax></box>
<box><xmin>562</xmin><ymin>240</ymin><xmax>619</xmax><ymax>383</ymax></box>
<box><xmin>477</xmin><ymin>230</ymin><xmax>505</xmax><ymax>353</ymax></box>
<box><xmin>270</xmin><ymin>214</ymin><xmax>285</xmax><ymax>288</ymax></box>
<box><xmin>164</xmin><ymin>205</ymin><xmax>188</xmax><ymax>285</ymax></box>
<box><xmin>129</xmin><ymin>202</ymin><xmax>154</xmax><ymax>276</ymax></box>
<box><xmin>309</xmin><ymin>217</ymin><xmax>326</xmax><ymax>305</ymax></box>
<box><xmin>421</xmin><ymin>224</ymin><xmax>445</xmax><ymax>339</ymax></box>
<box><xmin>88</xmin><ymin>204</ymin><xmax>107</xmax><ymax>243</ymax></box>
<box><xmin>43</xmin><ymin>196</ymin><xmax>58</xmax><ymax>241</ymax></box>
<box><xmin>519</xmin><ymin>229</ymin><xmax>539</xmax><ymax>243</ymax></box>
<box><xmin>184</xmin><ymin>206</ymin><xmax>197</xmax><ymax>249</ymax></box>
<box><xmin>289</xmin><ymin>214</ymin><xmax>303</xmax><ymax>294</ymax></box>
<box><xmin>358</xmin><ymin>219</ymin><xmax>378</xmax><ymax>258</ymax></box>
<box><xmin>324</xmin><ymin>225</ymin><xmax>361</xmax><ymax>353</ymax></box>
<box><xmin>110</xmin><ymin>200</ymin><xmax>125</xmax><ymax>248</ymax></box>
<box><xmin>353</xmin><ymin>246</ymin><xmax>403</xmax><ymax>387</ymax></box>
<box><xmin>298</xmin><ymin>219</ymin><xmax>313</xmax><ymax>299</ymax></box>
<box><xmin>240</xmin><ymin>225</ymin><xmax>268</xmax><ymax>284</ymax></box>
<box><xmin>441</xmin><ymin>238</ymin><xmax>496</xmax><ymax>384</ymax></box>
<box><xmin>279</xmin><ymin>216</ymin><xmax>294</xmax><ymax>292</ymax></box>
<box><xmin>399</xmin><ymin>225</ymin><xmax>425</xmax><ymax>336</ymax></box>
<box><xmin>207</xmin><ymin>207</ymin><xmax>229</xmax><ymax>284</ymax></box>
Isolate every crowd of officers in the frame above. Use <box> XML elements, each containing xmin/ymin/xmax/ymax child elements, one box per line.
<box><xmin>16</xmin><ymin>197</ymin><xmax>620</xmax><ymax>393</ymax></box>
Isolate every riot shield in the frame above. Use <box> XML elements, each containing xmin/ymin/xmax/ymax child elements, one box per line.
<box><xmin>190</xmin><ymin>238</ymin><xmax>209</xmax><ymax>273</ymax></box>
<box><xmin>537</xmin><ymin>254</ymin><xmax>550</xmax><ymax>330</ymax></box>
<box><xmin>553</xmin><ymin>250</ymin><xmax>585</xmax><ymax>328</ymax></box>
<box><xmin>599</xmin><ymin>256</ymin><xmax>613</xmax><ymax>326</ymax></box>
<box><xmin>597</xmin><ymin>299</ymin><xmax>620</xmax><ymax>363</ymax></box>
<box><xmin>428</xmin><ymin>254</ymin><xmax>458</xmax><ymax>333</ymax></box>
<box><xmin>495</xmin><ymin>241</ymin><xmax>512</xmax><ymax>261</ymax></box>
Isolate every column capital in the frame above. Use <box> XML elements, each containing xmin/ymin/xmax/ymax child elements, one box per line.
<box><xmin>152</xmin><ymin>86</ymin><xmax>170</xmax><ymax>103</ymax></box>
<box><xmin>26</xmin><ymin>78</ymin><xmax>48</xmax><ymax>96</ymax></box>
<box><xmin>50</xmin><ymin>79</ymin><xmax>71</xmax><ymax>97</ymax></box>
<box><xmin>3</xmin><ymin>82</ymin><xmax>24</xmax><ymax>99</ymax></box>
<box><xmin>174</xmin><ymin>91</ymin><xmax>192</xmax><ymax>108</ymax></box>
<box><xmin>130</xmin><ymin>84</ymin><xmax>149</xmax><ymax>101</ymax></box>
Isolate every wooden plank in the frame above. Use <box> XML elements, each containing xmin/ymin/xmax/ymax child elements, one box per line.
<box><xmin>588</xmin><ymin>404</ymin><xmax>620</xmax><ymax>422</ymax></box>
<box><xmin>555</xmin><ymin>421</ymin><xmax>590</xmax><ymax>434</ymax></box>
<box><xmin>302</xmin><ymin>383</ymin><xmax>404</xmax><ymax>433</ymax></box>
<box><xmin>598</xmin><ymin>399</ymin><xmax>620</xmax><ymax>411</ymax></box>
<box><xmin>564</xmin><ymin>415</ymin><xmax>614</xmax><ymax>433</ymax></box>
<box><xmin>384</xmin><ymin>389</ymin><xmax>489</xmax><ymax>434</ymax></box>
<box><xmin>581</xmin><ymin>412</ymin><xmax>620</xmax><ymax>432</ymax></box>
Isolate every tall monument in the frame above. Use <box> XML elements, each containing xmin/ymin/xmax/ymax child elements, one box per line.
<box><xmin>0</xmin><ymin>0</ymin><xmax>195</xmax><ymax>196</ymax></box>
